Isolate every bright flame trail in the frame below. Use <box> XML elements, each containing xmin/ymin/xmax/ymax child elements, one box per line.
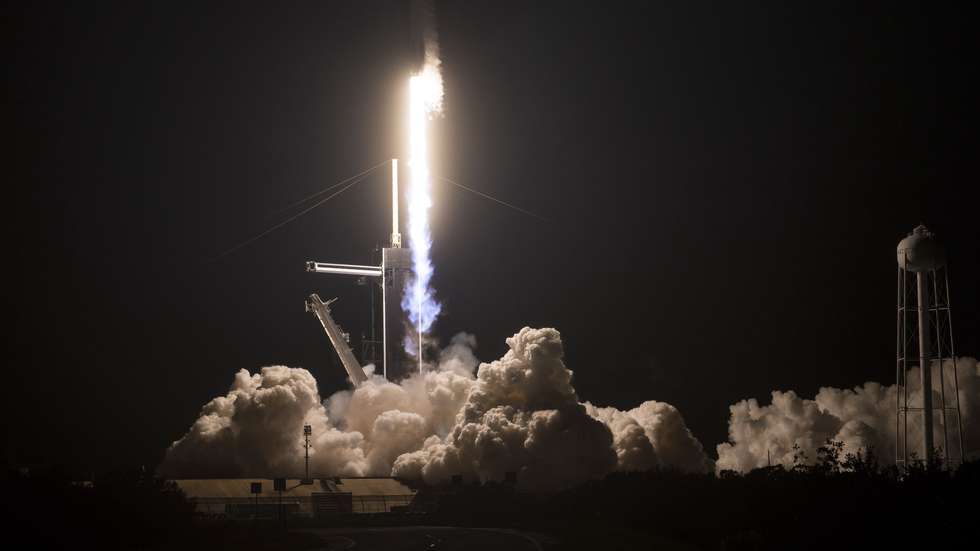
<box><xmin>403</xmin><ymin>64</ymin><xmax>443</xmax><ymax>363</ymax></box>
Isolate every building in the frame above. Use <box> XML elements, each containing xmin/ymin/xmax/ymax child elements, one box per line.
<box><xmin>173</xmin><ymin>477</ymin><xmax>416</xmax><ymax>518</ymax></box>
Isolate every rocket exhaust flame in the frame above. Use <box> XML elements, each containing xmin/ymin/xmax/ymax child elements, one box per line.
<box><xmin>403</xmin><ymin>64</ymin><xmax>443</xmax><ymax>364</ymax></box>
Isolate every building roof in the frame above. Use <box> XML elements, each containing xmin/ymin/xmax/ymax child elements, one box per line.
<box><xmin>172</xmin><ymin>478</ymin><xmax>414</xmax><ymax>499</ymax></box>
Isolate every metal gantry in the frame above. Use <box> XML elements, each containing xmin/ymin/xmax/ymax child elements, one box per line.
<box><xmin>305</xmin><ymin>159</ymin><xmax>413</xmax><ymax>382</ymax></box>
<box><xmin>305</xmin><ymin>295</ymin><xmax>368</xmax><ymax>385</ymax></box>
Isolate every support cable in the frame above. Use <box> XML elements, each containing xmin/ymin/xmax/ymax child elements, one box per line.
<box><xmin>272</xmin><ymin>160</ymin><xmax>390</xmax><ymax>216</ymax></box>
<box><xmin>438</xmin><ymin>176</ymin><xmax>549</xmax><ymax>222</ymax></box>
<box><xmin>210</xmin><ymin>163</ymin><xmax>384</xmax><ymax>261</ymax></box>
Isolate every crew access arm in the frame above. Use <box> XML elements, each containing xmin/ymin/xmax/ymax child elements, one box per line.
<box><xmin>305</xmin><ymin>294</ymin><xmax>368</xmax><ymax>385</ymax></box>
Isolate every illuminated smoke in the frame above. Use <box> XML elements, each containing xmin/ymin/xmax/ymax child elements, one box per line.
<box><xmin>160</xmin><ymin>334</ymin><xmax>479</xmax><ymax>479</ymax></box>
<box><xmin>716</xmin><ymin>357</ymin><xmax>980</xmax><ymax>472</ymax></box>
<box><xmin>160</xmin><ymin>328</ymin><xmax>711</xmax><ymax>488</ymax></box>
<box><xmin>158</xmin><ymin>366</ymin><xmax>368</xmax><ymax>477</ymax></box>
<box><xmin>392</xmin><ymin>328</ymin><xmax>618</xmax><ymax>490</ymax></box>
<box><xmin>159</xmin><ymin>334</ymin><xmax>975</xmax><ymax>481</ymax></box>
<box><xmin>402</xmin><ymin>18</ymin><xmax>444</xmax><ymax>355</ymax></box>
<box><xmin>586</xmin><ymin>401</ymin><xmax>714</xmax><ymax>473</ymax></box>
<box><xmin>391</xmin><ymin>327</ymin><xmax>711</xmax><ymax>489</ymax></box>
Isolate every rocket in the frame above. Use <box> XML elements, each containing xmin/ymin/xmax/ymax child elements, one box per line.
<box><xmin>409</xmin><ymin>0</ymin><xmax>434</xmax><ymax>73</ymax></box>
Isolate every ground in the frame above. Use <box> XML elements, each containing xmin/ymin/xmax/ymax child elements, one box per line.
<box><xmin>298</xmin><ymin>526</ymin><xmax>544</xmax><ymax>551</ymax></box>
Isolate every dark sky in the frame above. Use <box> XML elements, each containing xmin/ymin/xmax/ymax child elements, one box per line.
<box><xmin>7</xmin><ymin>2</ymin><xmax>977</xmax><ymax>473</ymax></box>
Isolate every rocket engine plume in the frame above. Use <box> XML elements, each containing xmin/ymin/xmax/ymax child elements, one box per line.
<box><xmin>402</xmin><ymin>11</ymin><xmax>444</xmax><ymax>362</ymax></box>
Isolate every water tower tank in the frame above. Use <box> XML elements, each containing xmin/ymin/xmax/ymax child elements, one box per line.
<box><xmin>896</xmin><ymin>224</ymin><xmax>945</xmax><ymax>272</ymax></box>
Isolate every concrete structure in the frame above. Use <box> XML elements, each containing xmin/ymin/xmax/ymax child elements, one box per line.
<box><xmin>896</xmin><ymin>224</ymin><xmax>964</xmax><ymax>467</ymax></box>
<box><xmin>173</xmin><ymin>477</ymin><xmax>416</xmax><ymax>518</ymax></box>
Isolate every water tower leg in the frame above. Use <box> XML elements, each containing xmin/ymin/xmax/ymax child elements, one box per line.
<box><xmin>916</xmin><ymin>271</ymin><xmax>934</xmax><ymax>463</ymax></box>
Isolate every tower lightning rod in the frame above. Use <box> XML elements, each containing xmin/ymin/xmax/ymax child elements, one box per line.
<box><xmin>392</xmin><ymin>159</ymin><xmax>401</xmax><ymax>248</ymax></box>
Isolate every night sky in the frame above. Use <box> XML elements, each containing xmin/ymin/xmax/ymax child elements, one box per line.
<box><xmin>7</xmin><ymin>2</ymin><xmax>977</xmax><ymax>473</ymax></box>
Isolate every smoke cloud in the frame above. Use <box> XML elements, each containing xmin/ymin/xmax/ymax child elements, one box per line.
<box><xmin>160</xmin><ymin>366</ymin><xmax>367</xmax><ymax>478</ymax></box>
<box><xmin>585</xmin><ymin>401</ymin><xmax>714</xmax><ymax>473</ymax></box>
<box><xmin>160</xmin><ymin>328</ymin><xmax>711</xmax><ymax>490</ymax></box>
<box><xmin>716</xmin><ymin>357</ymin><xmax>980</xmax><ymax>472</ymax></box>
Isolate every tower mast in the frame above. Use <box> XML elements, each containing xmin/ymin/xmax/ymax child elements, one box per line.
<box><xmin>391</xmin><ymin>159</ymin><xmax>401</xmax><ymax>248</ymax></box>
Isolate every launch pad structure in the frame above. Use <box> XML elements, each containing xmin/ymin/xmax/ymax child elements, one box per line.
<box><xmin>305</xmin><ymin>159</ymin><xmax>415</xmax><ymax>383</ymax></box>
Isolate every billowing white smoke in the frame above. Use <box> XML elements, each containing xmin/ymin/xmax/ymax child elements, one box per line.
<box><xmin>716</xmin><ymin>357</ymin><xmax>980</xmax><ymax>472</ymax></box>
<box><xmin>160</xmin><ymin>366</ymin><xmax>367</xmax><ymax>477</ymax></box>
<box><xmin>325</xmin><ymin>333</ymin><xmax>478</xmax><ymax>475</ymax></box>
<box><xmin>160</xmin><ymin>328</ymin><xmax>711</xmax><ymax>489</ymax></box>
<box><xmin>586</xmin><ymin>401</ymin><xmax>714</xmax><ymax>473</ymax></box>
<box><xmin>391</xmin><ymin>327</ymin><xmax>619</xmax><ymax>491</ymax></box>
<box><xmin>161</xmin><ymin>334</ymin><xmax>478</xmax><ymax>478</ymax></box>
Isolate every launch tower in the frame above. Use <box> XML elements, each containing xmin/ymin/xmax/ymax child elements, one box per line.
<box><xmin>306</xmin><ymin>159</ymin><xmax>414</xmax><ymax>382</ymax></box>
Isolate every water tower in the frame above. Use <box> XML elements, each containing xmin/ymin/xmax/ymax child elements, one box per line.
<box><xmin>896</xmin><ymin>224</ymin><xmax>964</xmax><ymax>467</ymax></box>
